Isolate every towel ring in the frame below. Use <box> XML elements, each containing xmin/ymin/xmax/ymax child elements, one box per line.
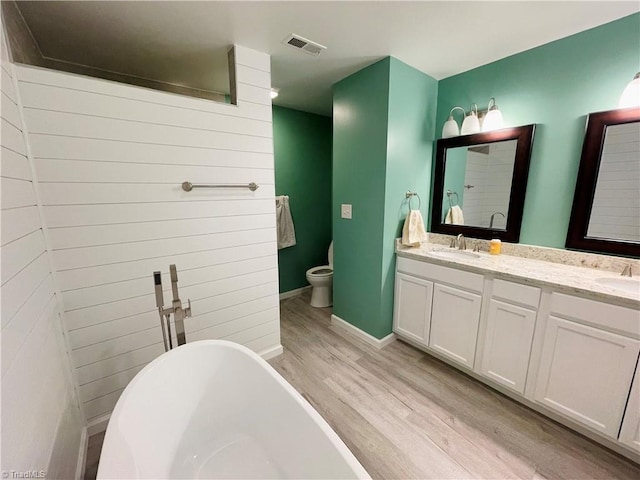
<box><xmin>446</xmin><ymin>190</ymin><xmax>459</xmax><ymax>207</ymax></box>
<box><xmin>405</xmin><ymin>191</ymin><xmax>421</xmax><ymax>210</ymax></box>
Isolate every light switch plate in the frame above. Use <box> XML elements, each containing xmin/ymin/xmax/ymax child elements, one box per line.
<box><xmin>341</xmin><ymin>204</ymin><xmax>352</xmax><ymax>219</ymax></box>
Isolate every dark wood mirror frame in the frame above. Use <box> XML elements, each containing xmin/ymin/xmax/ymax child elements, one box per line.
<box><xmin>565</xmin><ymin>107</ymin><xmax>640</xmax><ymax>257</ymax></box>
<box><xmin>431</xmin><ymin>125</ymin><xmax>536</xmax><ymax>242</ymax></box>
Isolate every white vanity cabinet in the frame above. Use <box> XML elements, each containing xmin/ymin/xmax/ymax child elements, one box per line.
<box><xmin>393</xmin><ymin>273</ymin><xmax>433</xmax><ymax>345</ymax></box>
<box><xmin>619</xmin><ymin>363</ymin><xmax>640</xmax><ymax>453</ymax></box>
<box><xmin>480</xmin><ymin>279</ymin><xmax>540</xmax><ymax>394</ymax></box>
<box><xmin>394</xmin><ymin>257</ymin><xmax>484</xmax><ymax>368</ymax></box>
<box><xmin>533</xmin><ymin>293</ymin><xmax>640</xmax><ymax>439</ymax></box>
<box><xmin>393</xmin><ymin>252</ymin><xmax>640</xmax><ymax>461</ymax></box>
<box><xmin>429</xmin><ymin>284</ymin><xmax>482</xmax><ymax>368</ymax></box>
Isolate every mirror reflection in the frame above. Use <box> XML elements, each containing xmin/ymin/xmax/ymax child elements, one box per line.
<box><xmin>442</xmin><ymin>140</ymin><xmax>517</xmax><ymax>230</ymax></box>
<box><xmin>432</xmin><ymin>125</ymin><xmax>534</xmax><ymax>242</ymax></box>
<box><xmin>586</xmin><ymin>122</ymin><xmax>640</xmax><ymax>243</ymax></box>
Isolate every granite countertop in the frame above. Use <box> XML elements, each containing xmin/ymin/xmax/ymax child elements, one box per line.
<box><xmin>396</xmin><ymin>242</ymin><xmax>640</xmax><ymax>308</ymax></box>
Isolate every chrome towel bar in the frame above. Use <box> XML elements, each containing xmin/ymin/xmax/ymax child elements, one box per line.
<box><xmin>182</xmin><ymin>181</ymin><xmax>259</xmax><ymax>192</ymax></box>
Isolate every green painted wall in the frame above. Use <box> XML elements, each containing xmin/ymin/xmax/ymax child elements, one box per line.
<box><xmin>333</xmin><ymin>59</ymin><xmax>390</xmax><ymax>337</ymax></box>
<box><xmin>442</xmin><ymin>146</ymin><xmax>467</xmax><ymax>221</ymax></box>
<box><xmin>435</xmin><ymin>13</ymin><xmax>640</xmax><ymax>247</ymax></box>
<box><xmin>273</xmin><ymin>106</ymin><xmax>332</xmax><ymax>293</ymax></box>
<box><xmin>333</xmin><ymin>57</ymin><xmax>437</xmax><ymax>339</ymax></box>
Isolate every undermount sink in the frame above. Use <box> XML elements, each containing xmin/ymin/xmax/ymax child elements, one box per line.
<box><xmin>429</xmin><ymin>249</ymin><xmax>481</xmax><ymax>260</ymax></box>
<box><xmin>595</xmin><ymin>277</ymin><xmax>640</xmax><ymax>295</ymax></box>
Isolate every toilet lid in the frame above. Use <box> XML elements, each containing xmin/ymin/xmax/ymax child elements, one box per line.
<box><xmin>328</xmin><ymin>242</ymin><xmax>333</xmax><ymax>268</ymax></box>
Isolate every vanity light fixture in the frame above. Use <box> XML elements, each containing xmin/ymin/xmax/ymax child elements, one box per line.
<box><xmin>482</xmin><ymin>97</ymin><xmax>504</xmax><ymax>132</ymax></box>
<box><xmin>619</xmin><ymin>72</ymin><xmax>640</xmax><ymax>108</ymax></box>
<box><xmin>442</xmin><ymin>106</ymin><xmax>466</xmax><ymax>138</ymax></box>
<box><xmin>270</xmin><ymin>88</ymin><xmax>280</xmax><ymax>99</ymax></box>
<box><xmin>461</xmin><ymin>104</ymin><xmax>481</xmax><ymax>135</ymax></box>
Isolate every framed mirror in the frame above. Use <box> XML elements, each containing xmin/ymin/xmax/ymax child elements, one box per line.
<box><xmin>431</xmin><ymin>125</ymin><xmax>536</xmax><ymax>242</ymax></box>
<box><xmin>566</xmin><ymin>107</ymin><xmax>640</xmax><ymax>257</ymax></box>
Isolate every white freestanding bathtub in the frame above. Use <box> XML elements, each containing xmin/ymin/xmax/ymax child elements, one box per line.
<box><xmin>97</xmin><ymin>340</ymin><xmax>370</xmax><ymax>479</ymax></box>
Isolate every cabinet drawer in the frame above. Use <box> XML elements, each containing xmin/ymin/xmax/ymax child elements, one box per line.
<box><xmin>396</xmin><ymin>256</ymin><xmax>483</xmax><ymax>293</ymax></box>
<box><xmin>491</xmin><ymin>279</ymin><xmax>540</xmax><ymax>309</ymax></box>
<box><xmin>550</xmin><ymin>293</ymin><xmax>640</xmax><ymax>337</ymax></box>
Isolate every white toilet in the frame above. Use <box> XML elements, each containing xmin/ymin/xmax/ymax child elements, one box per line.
<box><xmin>305</xmin><ymin>242</ymin><xmax>333</xmax><ymax>308</ymax></box>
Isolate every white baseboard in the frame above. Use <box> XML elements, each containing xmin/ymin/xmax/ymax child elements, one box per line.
<box><xmin>259</xmin><ymin>344</ymin><xmax>284</xmax><ymax>360</ymax></box>
<box><xmin>75</xmin><ymin>426</ymin><xmax>88</xmax><ymax>480</ymax></box>
<box><xmin>87</xmin><ymin>412</ymin><xmax>111</xmax><ymax>436</ymax></box>
<box><xmin>331</xmin><ymin>314</ymin><xmax>396</xmax><ymax>349</ymax></box>
<box><xmin>279</xmin><ymin>285</ymin><xmax>312</xmax><ymax>300</ymax></box>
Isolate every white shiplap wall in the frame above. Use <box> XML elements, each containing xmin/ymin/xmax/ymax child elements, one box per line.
<box><xmin>14</xmin><ymin>45</ymin><xmax>281</xmax><ymax>426</ymax></box>
<box><xmin>1</xmin><ymin>26</ymin><xmax>83</xmax><ymax>478</ymax></box>
<box><xmin>588</xmin><ymin>122</ymin><xmax>640</xmax><ymax>242</ymax></box>
<box><xmin>463</xmin><ymin>141</ymin><xmax>516</xmax><ymax>229</ymax></box>
<box><xmin>460</xmin><ymin>150</ymin><xmax>486</xmax><ymax>225</ymax></box>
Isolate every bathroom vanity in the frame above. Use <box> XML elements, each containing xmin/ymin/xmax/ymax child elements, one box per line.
<box><xmin>393</xmin><ymin>240</ymin><xmax>640</xmax><ymax>461</ymax></box>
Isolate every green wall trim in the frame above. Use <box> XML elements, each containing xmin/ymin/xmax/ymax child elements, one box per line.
<box><xmin>273</xmin><ymin>106</ymin><xmax>332</xmax><ymax>293</ymax></box>
<box><xmin>434</xmin><ymin>13</ymin><xmax>640</xmax><ymax>248</ymax></box>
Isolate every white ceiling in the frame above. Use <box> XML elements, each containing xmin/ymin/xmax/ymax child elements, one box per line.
<box><xmin>16</xmin><ymin>1</ymin><xmax>640</xmax><ymax>116</ymax></box>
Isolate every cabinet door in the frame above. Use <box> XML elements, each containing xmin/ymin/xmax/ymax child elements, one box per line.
<box><xmin>429</xmin><ymin>284</ymin><xmax>482</xmax><ymax>368</ymax></box>
<box><xmin>480</xmin><ymin>299</ymin><xmax>536</xmax><ymax>394</ymax></box>
<box><xmin>619</xmin><ymin>359</ymin><xmax>640</xmax><ymax>453</ymax></box>
<box><xmin>534</xmin><ymin>316</ymin><xmax>640</xmax><ymax>438</ymax></box>
<box><xmin>393</xmin><ymin>273</ymin><xmax>433</xmax><ymax>345</ymax></box>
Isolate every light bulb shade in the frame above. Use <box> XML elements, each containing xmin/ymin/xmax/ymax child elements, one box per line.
<box><xmin>442</xmin><ymin>116</ymin><xmax>460</xmax><ymax>138</ymax></box>
<box><xmin>482</xmin><ymin>108</ymin><xmax>504</xmax><ymax>132</ymax></box>
<box><xmin>619</xmin><ymin>73</ymin><xmax>640</xmax><ymax>108</ymax></box>
<box><xmin>461</xmin><ymin>113</ymin><xmax>480</xmax><ymax>135</ymax></box>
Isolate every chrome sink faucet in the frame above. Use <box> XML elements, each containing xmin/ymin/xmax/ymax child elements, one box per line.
<box><xmin>450</xmin><ymin>233</ymin><xmax>467</xmax><ymax>250</ymax></box>
<box><xmin>490</xmin><ymin>212</ymin><xmax>506</xmax><ymax>229</ymax></box>
<box><xmin>457</xmin><ymin>233</ymin><xmax>466</xmax><ymax>250</ymax></box>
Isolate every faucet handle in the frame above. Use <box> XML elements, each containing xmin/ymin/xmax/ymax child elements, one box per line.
<box><xmin>621</xmin><ymin>264</ymin><xmax>633</xmax><ymax>277</ymax></box>
<box><xmin>449</xmin><ymin>237</ymin><xmax>457</xmax><ymax>248</ymax></box>
<box><xmin>185</xmin><ymin>298</ymin><xmax>192</xmax><ymax>317</ymax></box>
<box><xmin>153</xmin><ymin>271</ymin><xmax>165</xmax><ymax>308</ymax></box>
<box><xmin>473</xmin><ymin>243</ymin><xmax>480</xmax><ymax>252</ymax></box>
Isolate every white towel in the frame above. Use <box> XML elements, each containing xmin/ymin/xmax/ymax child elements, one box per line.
<box><xmin>275</xmin><ymin>195</ymin><xmax>296</xmax><ymax>249</ymax></box>
<box><xmin>445</xmin><ymin>205</ymin><xmax>464</xmax><ymax>225</ymax></box>
<box><xmin>402</xmin><ymin>210</ymin><xmax>428</xmax><ymax>247</ymax></box>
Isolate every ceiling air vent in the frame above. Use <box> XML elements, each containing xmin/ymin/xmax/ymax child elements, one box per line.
<box><xmin>282</xmin><ymin>34</ymin><xmax>327</xmax><ymax>56</ymax></box>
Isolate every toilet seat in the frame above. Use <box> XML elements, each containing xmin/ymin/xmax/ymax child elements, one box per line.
<box><xmin>306</xmin><ymin>242</ymin><xmax>334</xmax><ymax>278</ymax></box>
<box><xmin>306</xmin><ymin>265</ymin><xmax>333</xmax><ymax>277</ymax></box>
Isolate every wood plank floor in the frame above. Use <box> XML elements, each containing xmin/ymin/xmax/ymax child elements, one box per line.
<box><xmin>84</xmin><ymin>292</ymin><xmax>640</xmax><ymax>479</ymax></box>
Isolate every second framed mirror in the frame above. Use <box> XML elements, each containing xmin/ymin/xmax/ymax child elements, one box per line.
<box><xmin>565</xmin><ymin>107</ymin><xmax>640</xmax><ymax>256</ymax></box>
<box><xmin>431</xmin><ymin>125</ymin><xmax>536</xmax><ymax>242</ymax></box>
